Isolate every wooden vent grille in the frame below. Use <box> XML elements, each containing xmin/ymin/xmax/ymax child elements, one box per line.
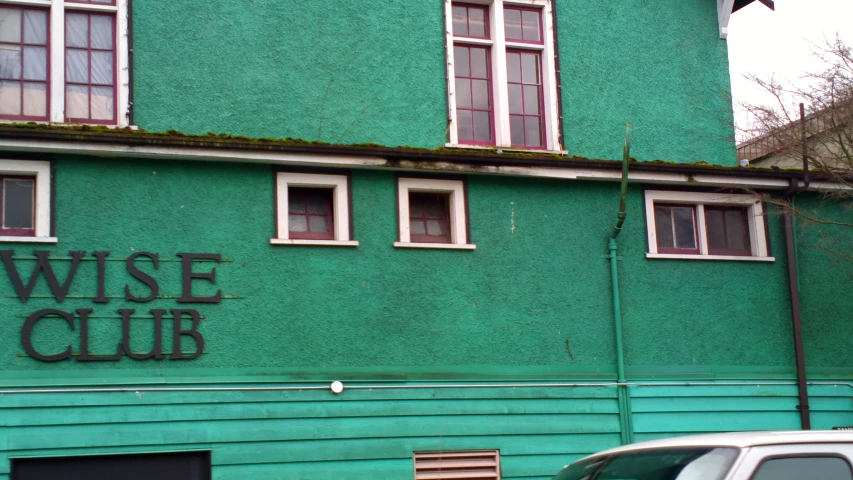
<box><xmin>413</xmin><ymin>450</ymin><xmax>501</xmax><ymax>479</ymax></box>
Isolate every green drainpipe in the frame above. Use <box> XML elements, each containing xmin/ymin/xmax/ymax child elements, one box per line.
<box><xmin>609</xmin><ymin>123</ymin><xmax>634</xmax><ymax>445</ymax></box>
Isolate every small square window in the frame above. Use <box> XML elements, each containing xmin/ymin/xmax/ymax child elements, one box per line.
<box><xmin>272</xmin><ymin>172</ymin><xmax>357</xmax><ymax>247</ymax></box>
<box><xmin>644</xmin><ymin>190</ymin><xmax>772</xmax><ymax>262</ymax></box>
<box><xmin>0</xmin><ymin>159</ymin><xmax>53</xmax><ymax>243</ymax></box>
<box><xmin>395</xmin><ymin>178</ymin><xmax>475</xmax><ymax>250</ymax></box>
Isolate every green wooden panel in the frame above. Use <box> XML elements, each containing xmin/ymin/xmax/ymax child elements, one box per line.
<box><xmin>630</xmin><ymin>385</ymin><xmax>800</xmax><ymax>398</ymax></box>
<box><xmin>631</xmin><ymin>396</ymin><xmax>798</xmax><ymax>413</ymax></box>
<box><xmin>501</xmin><ymin>454</ymin><xmax>585</xmax><ymax>479</ymax></box>
<box><xmin>633</xmin><ymin>411</ymin><xmax>801</xmax><ymax>433</ymax></box>
<box><xmin>211</xmin><ymin>459</ymin><xmax>409</xmax><ymax>480</ymax></box>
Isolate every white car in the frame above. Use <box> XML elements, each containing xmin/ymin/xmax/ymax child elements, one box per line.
<box><xmin>552</xmin><ymin>431</ymin><xmax>853</xmax><ymax>480</ymax></box>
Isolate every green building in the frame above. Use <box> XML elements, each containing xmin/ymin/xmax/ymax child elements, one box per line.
<box><xmin>0</xmin><ymin>0</ymin><xmax>850</xmax><ymax>478</ymax></box>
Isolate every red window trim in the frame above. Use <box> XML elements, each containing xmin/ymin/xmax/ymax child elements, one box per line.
<box><xmin>705</xmin><ymin>205</ymin><xmax>752</xmax><ymax>256</ymax></box>
<box><xmin>451</xmin><ymin>3</ymin><xmax>491</xmax><ymax>40</ymax></box>
<box><xmin>287</xmin><ymin>187</ymin><xmax>335</xmax><ymax>241</ymax></box>
<box><xmin>65</xmin><ymin>0</ymin><xmax>118</xmax><ymax>5</ymax></box>
<box><xmin>506</xmin><ymin>48</ymin><xmax>546</xmax><ymax>149</ymax></box>
<box><xmin>409</xmin><ymin>192</ymin><xmax>453</xmax><ymax>244</ymax></box>
<box><xmin>0</xmin><ymin>5</ymin><xmax>51</xmax><ymax>122</ymax></box>
<box><xmin>503</xmin><ymin>5</ymin><xmax>544</xmax><ymax>45</ymax></box>
<box><xmin>0</xmin><ymin>175</ymin><xmax>37</xmax><ymax>237</ymax></box>
<box><xmin>655</xmin><ymin>204</ymin><xmax>700</xmax><ymax>255</ymax></box>
<box><xmin>64</xmin><ymin>9</ymin><xmax>118</xmax><ymax>125</ymax></box>
<box><xmin>454</xmin><ymin>44</ymin><xmax>496</xmax><ymax>146</ymax></box>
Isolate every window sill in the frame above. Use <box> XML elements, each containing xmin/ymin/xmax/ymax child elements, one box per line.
<box><xmin>0</xmin><ymin>120</ymin><xmax>135</xmax><ymax>130</ymax></box>
<box><xmin>394</xmin><ymin>242</ymin><xmax>477</xmax><ymax>250</ymax></box>
<box><xmin>646</xmin><ymin>253</ymin><xmax>775</xmax><ymax>262</ymax></box>
<box><xmin>0</xmin><ymin>236</ymin><xmax>58</xmax><ymax>244</ymax></box>
<box><xmin>270</xmin><ymin>239</ymin><xmax>359</xmax><ymax>247</ymax></box>
<box><xmin>445</xmin><ymin>143</ymin><xmax>567</xmax><ymax>155</ymax></box>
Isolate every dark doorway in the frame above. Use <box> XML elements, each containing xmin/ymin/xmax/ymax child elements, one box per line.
<box><xmin>12</xmin><ymin>451</ymin><xmax>211</xmax><ymax>480</ymax></box>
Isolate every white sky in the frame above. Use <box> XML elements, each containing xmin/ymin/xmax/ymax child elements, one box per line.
<box><xmin>727</xmin><ymin>0</ymin><xmax>853</xmax><ymax>139</ymax></box>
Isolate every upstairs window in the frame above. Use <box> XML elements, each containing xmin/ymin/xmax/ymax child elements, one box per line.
<box><xmin>645</xmin><ymin>190</ymin><xmax>772</xmax><ymax>262</ymax></box>
<box><xmin>0</xmin><ymin>0</ymin><xmax>129</xmax><ymax>126</ymax></box>
<box><xmin>395</xmin><ymin>177</ymin><xmax>475</xmax><ymax>250</ymax></box>
<box><xmin>272</xmin><ymin>172</ymin><xmax>357</xmax><ymax>247</ymax></box>
<box><xmin>287</xmin><ymin>187</ymin><xmax>335</xmax><ymax>241</ymax></box>
<box><xmin>409</xmin><ymin>192</ymin><xmax>452</xmax><ymax>244</ymax></box>
<box><xmin>445</xmin><ymin>0</ymin><xmax>560</xmax><ymax>151</ymax></box>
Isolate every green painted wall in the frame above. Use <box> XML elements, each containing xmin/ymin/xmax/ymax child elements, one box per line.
<box><xmin>131</xmin><ymin>0</ymin><xmax>736</xmax><ymax>164</ymax></box>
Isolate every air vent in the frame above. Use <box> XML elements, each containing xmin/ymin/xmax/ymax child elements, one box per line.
<box><xmin>413</xmin><ymin>450</ymin><xmax>501</xmax><ymax>479</ymax></box>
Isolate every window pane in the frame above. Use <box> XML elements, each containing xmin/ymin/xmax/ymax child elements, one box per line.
<box><xmin>91</xmin><ymin>15</ymin><xmax>113</xmax><ymax>49</ymax></box>
<box><xmin>472</xmin><ymin>79</ymin><xmax>489</xmax><ymax>109</ymax></box>
<box><xmin>66</xmin><ymin>49</ymin><xmax>89</xmax><ymax>83</ymax></box>
<box><xmin>423</xmin><ymin>199</ymin><xmax>445</xmax><ymax>219</ymax></box>
<box><xmin>3</xmin><ymin>178</ymin><xmax>34</xmax><ymax>229</ymax></box>
<box><xmin>523</xmin><ymin>85</ymin><xmax>540</xmax><ymax>114</ymax></box>
<box><xmin>654</xmin><ymin>206</ymin><xmax>675</xmax><ymax>249</ymax></box>
<box><xmin>506</xmin><ymin>52</ymin><xmax>521</xmax><ymax>83</ymax></box>
<box><xmin>457</xmin><ymin>110</ymin><xmax>473</xmax><ymax>141</ymax></box>
<box><xmin>305</xmin><ymin>196</ymin><xmax>327</xmax><ymax>214</ymax></box>
<box><xmin>521</xmin><ymin>52</ymin><xmax>540</xmax><ymax>84</ymax></box>
<box><xmin>66</xmin><ymin>84</ymin><xmax>89</xmax><ymax>119</ymax></box>
<box><xmin>410</xmin><ymin>219</ymin><xmax>426</xmax><ymax>236</ymax></box>
<box><xmin>504</xmin><ymin>9</ymin><xmax>522</xmax><ymax>40</ymax></box>
<box><xmin>524</xmin><ymin>116</ymin><xmax>542</xmax><ymax>147</ymax></box>
<box><xmin>0</xmin><ymin>45</ymin><xmax>22</xmax><ymax>79</ymax></box>
<box><xmin>473</xmin><ymin>110</ymin><xmax>491</xmax><ymax>141</ymax></box>
<box><xmin>427</xmin><ymin>219</ymin><xmax>446</xmax><ymax>236</ymax></box>
<box><xmin>725</xmin><ymin>209</ymin><xmax>749</xmax><ymax>251</ymax></box>
<box><xmin>288</xmin><ymin>214</ymin><xmax>308</xmax><ymax>232</ymax></box>
<box><xmin>510</xmin><ymin>115</ymin><xmax>525</xmax><ymax>146</ymax></box>
<box><xmin>288</xmin><ymin>195</ymin><xmax>305</xmax><ymax>213</ymax></box>
<box><xmin>705</xmin><ymin>207</ymin><xmax>726</xmax><ymax>251</ymax></box>
<box><xmin>522</xmin><ymin>10</ymin><xmax>541</xmax><ymax>42</ymax></box>
<box><xmin>308</xmin><ymin>215</ymin><xmax>328</xmax><ymax>233</ymax></box>
<box><xmin>673</xmin><ymin>207</ymin><xmax>696</xmax><ymax>249</ymax></box>
<box><xmin>66</xmin><ymin>13</ymin><xmax>89</xmax><ymax>48</ymax></box>
<box><xmin>91</xmin><ymin>51</ymin><xmax>113</xmax><ymax>84</ymax></box>
<box><xmin>468</xmin><ymin>7</ymin><xmax>486</xmax><ymax>38</ymax></box>
<box><xmin>0</xmin><ymin>9</ymin><xmax>22</xmax><ymax>43</ymax></box>
<box><xmin>23</xmin><ymin>10</ymin><xmax>47</xmax><ymax>45</ymax></box>
<box><xmin>0</xmin><ymin>81</ymin><xmax>21</xmax><ymax>115</ymax></box>
<box><xmin>508</xmin><ymin>84</ymin><xmax>523</xmax><ymax>114</ymax></box>
<box><xmin>752</xmin><ymin>457</ymin><xmax>853</xmax><ymax>480</ymax></box>
<box><xmin>23</xmin><ymin>46</ymin><xmax>46</xmax><ymax>80</ymax></box>
<box><xmin>455</xmin><ymin>78</ymin><xmax>471</xmax><ymax>109</ymax></box>
<box><xmin>90</xmin><ymin>86</ymin><xmax>113</xmax><ymax>120</ymax></box>
<box><xmin>454</xmin><ymin>46</ymin><xmax>469</xmax><ymax>77</ymax></box>
<box><xmin>22</xmin><ymin>82</ymin><xmax>45</xmax><ymax>117</ymax></box>
<box><xmin>470</xmin><ymin>48</ymin><xmax>488</xmax><ymax>79</ymax></box>
<box><xmin>452</xmin><ymin>6</ymin><xmax>468</xmax><ymax>36</ymax></box>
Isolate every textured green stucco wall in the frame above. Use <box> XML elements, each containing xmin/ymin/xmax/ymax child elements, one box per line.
<box><xmin>0</xmin><ymin>156</ymin><xmax>835</xmax><ymax>384</ymax></box>
<box><xmin>131</xmin><ymin>0</ymin><xmax>736</xmax><ymax>164</ymax></box>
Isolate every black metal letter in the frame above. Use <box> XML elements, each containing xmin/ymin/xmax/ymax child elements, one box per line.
<box><xmin>177</xmin><ymin>253</ymin><xmax>222</xmax><ymax>304</ymax></box>
<box><xmin>125</xmin><ymin>252</ymin><xmax>160</xmax><ymax>303</ymax></box>
<box><xmin>0</xmin><ymin>250</ymin><xmax>85</xmax><ymax>303</ymax></box>
<box><xmin>93</xmin><ymin>251</ymin><xmax>110</xmax><ymax>304</ymax></box>
<box><xmin>170</xmin><ymin>309</ymin><xmax>204</xmax><ymax>360</ymax></box>
<box><xmin>78</xmin><ymin>308</ymin><xmax>122</xmax><ymax>362</ymax></box>
<box><xmin>21</xmin><ymin>309</ymin><xmax>75</xmax><ymax>362</ymax></box>
<box><xmin>120</xmin><ymin>308</ymin><xmax>164</xmax><ymax>360</ymax></box>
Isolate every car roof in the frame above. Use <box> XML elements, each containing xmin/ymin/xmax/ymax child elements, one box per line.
<box><xmin>581</xmin><ymin>431</ymin><xmax>853</xmax><ymax>460</ymax></box>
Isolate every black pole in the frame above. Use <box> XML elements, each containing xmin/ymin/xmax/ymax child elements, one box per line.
<box><xmin>784</xmin><ymin>190</ymin><xmax>811</xmax><ymax>430</ymax></box>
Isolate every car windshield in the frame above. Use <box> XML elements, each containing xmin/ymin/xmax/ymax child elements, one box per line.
<box><xmin>553</xmin><ymin>447</ymin><xmax>740</xmax><ymax>480</ymax></box>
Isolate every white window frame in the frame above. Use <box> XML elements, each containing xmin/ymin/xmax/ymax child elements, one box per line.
<box><xmin>271</xmin><ymin>172</ymin><xmax>357</xmax><ymax>247</ymax></box>
<box><xmin>0</xmin><ymin>159</ymin><xmax>55</xmax><ymax>243</ymax></box>
<box><xmin>644</xmin><ymin>190</ymin><xmax>774</xmax><ymax>262</ymax></box>
<box><xmin>0</xmin><ymin>0</ymin><xmax>131</xmax><ymax>127</ymax></box>
<box><xmin>444</xmin><ymin>0</ymin><xmax>562</xmax><ymax>152</ymax></box>
<box><xmin>395</xmin><ymin>177</ymin><xmax>475</xmax><ymax>250</ymax></box>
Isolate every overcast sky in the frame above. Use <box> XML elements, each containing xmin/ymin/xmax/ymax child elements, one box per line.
<box><xmin>727</xmin><ymin>0</ymin><xmax>853</xmax><ymax>139</ymax></box>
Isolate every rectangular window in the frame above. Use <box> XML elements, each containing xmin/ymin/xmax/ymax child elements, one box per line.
<box><xmin>395</xmin><ymin>177</ymin><xmax>474</xmax><ymax>250</ymax></box>
<box><xmin>0</xmin><ymin>0</ymin><xmax>128</xmax><ymax>126</ymax></box>
<box><xmin>0</xmin><ymin>6</ymin><xmax>49</xmax><ymax>121</ymax></box>
<box><xmin>446</xmin><ymin>0</ymin><xmax>559</xmax><ymax>151</ymax></box>
<box><xmin>0</xmin><ymin>159</ymin><xmax>53</xmax><ymax>243</ymax></box>
<box><xmin>272</xmin><ymin>172</ymin><xmax>357</xmax><ymax>247</ymax></box>
<box><xmin>413</xmin><ymin>450</ymin><xmax>501</xmax><ymax>480</ymax></box>
<box><xmin>65</xmin><ymin>11</ymin><xmax>116</xmax><ymax>123</ymax></box>
<box><xmin>12</xmin><ymin>451</ymin><xmax>211</xmax><ymax>480</ymax></box>
<box><xmin>644</xmin><ymin>190</ymin><xmax>772</xmax><ymax>261</ymax></box>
